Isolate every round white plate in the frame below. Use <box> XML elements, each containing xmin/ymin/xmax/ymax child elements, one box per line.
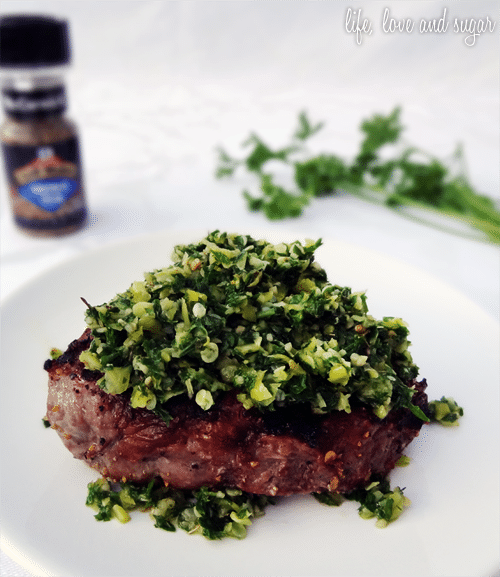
<box><xmin>1</xmin><ymin>228</ymin><xmax>498</xmax><ymax>577</ymax></box>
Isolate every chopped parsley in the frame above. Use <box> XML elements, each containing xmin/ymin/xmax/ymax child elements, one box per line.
<box><xmin>314</xmin><ymin>478</ymin><xmax>411</xmax><ymax>528</ymax></box>
<box><xmin>346</xmin><ymin>478</ymin><xmax>411</xmax><ymax>528</ymax></box>
<box><xmin>79</xmin><ymin>230</ymin><xmax>427</xmax><ymax>423</ymax></box>
<box><xmin>86</xmin><ymin>475</ymin><xmax>410</xmax><ymax>536</ymax></box>
<box><xmin>86</xmin><ymin>478</ymin><xmax>272</xmax><ymax>540</ymax></box>
<box><xmin>428</xmin><ymin>396</ymin><xmax>464</xmax><ymax>426</ymax></box>
<box><xmin>75</xmin><ymin>231</ymin><xmax>463</xmax><ymax>539</ymax></box>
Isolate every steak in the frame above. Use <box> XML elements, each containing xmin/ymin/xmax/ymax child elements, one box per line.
<box><xmin>45</xmin><ymin>329</ymin><xmax>429</xmax><ymax>497</ymax></box>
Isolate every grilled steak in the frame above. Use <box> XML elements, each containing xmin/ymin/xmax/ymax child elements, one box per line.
<box><xmin>45</xmin><ymin>329</ymin><xmax>429</xmax><ymax>497</ymax></box>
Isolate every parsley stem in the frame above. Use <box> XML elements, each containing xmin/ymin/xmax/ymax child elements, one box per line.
<box><xmin>341</xmin><ymin>182</ymin><xmax>500</xmax><ymax>244</ymax></box>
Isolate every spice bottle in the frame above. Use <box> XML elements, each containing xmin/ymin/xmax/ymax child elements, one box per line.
<box><xmin>0</xmin><ymin>14</ymin><xmax>87</xmax><ymax>237</ymax></box>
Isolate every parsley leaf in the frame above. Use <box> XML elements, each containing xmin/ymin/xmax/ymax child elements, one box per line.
<box><xmin>215</xmin><ymin>108</ymin><xmax>500</xmax><ymax>245</ymax></box>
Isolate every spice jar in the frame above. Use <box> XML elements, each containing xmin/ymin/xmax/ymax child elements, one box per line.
<box><xmin>0</xmin><ymin>14</ymin><xmax>87</xmax><ymax>237</ymax></box>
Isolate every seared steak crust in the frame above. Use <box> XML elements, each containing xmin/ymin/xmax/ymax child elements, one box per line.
<box><xmin>45</xmin><ymin>330</ymin><xmax>428</xmax><ymax>497</ymax></box>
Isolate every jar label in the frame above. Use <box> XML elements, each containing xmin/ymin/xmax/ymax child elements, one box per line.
<box><xmin>1</xmin><ymin>86</ymin><xmax>67</xmax><ymax>119</ymax></box>
<box><xmin>2</xmin><ymin>137</ymin><xmax>86</xmax><ymax>218</ymax></box>
<box><xmin>18</xmin><ymin>177</ymin><xmax>79</xmax><ymax>211</ymax></box>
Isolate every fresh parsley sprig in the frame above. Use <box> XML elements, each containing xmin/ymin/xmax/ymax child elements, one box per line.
<box><xmin>216</xmin><ymin>108</ymin><xmax>500</xmax><ymax>244</ymax></box>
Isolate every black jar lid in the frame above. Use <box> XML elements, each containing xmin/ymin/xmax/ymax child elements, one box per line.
<box><xmin>0</xmin><ymin>14</ymin><xmax>71</xmax><ymax>68</ymax></box>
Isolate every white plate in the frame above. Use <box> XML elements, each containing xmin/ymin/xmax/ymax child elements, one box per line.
<box><xmin>1</xmin><ymin>228</ymin><xmax>498</xmax><ymax>577</ymax></box>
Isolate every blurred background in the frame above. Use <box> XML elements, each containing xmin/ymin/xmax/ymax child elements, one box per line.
<box><xmin>0</xmin><ymin>1</ymin><xmax>499</xmax><ymax>574</ymax></box>
<box><xmin>1</xmin><ymin>1</ymin><xmax>499</xmax><ymax>312</ymax></box>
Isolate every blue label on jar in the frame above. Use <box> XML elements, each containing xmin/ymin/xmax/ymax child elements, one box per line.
<box><xmin>18</xmin><ymin>178</ymin><xmax>79</xmax><ymax>212</ymax></box>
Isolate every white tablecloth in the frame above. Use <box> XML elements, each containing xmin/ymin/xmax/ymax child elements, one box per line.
<box><xmin>1</xmin><ymin>2</ymin><xmax>499</xmax><ymax>575</ymax></box>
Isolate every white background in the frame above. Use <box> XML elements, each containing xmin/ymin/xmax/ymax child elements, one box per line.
<box><xmin>1</xmin><ymin>2</ymin><xmax>499</xmax><ymax>575</ymax></box>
